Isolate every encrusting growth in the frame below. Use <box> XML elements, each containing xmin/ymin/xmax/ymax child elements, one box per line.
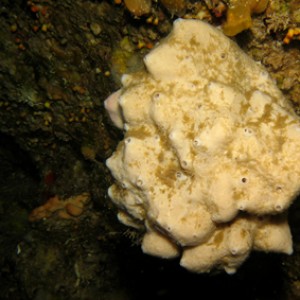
<box><xmin>222</xmin><ymin>0</ymin><xmax>269</xmax><ymax>36</ymax></box>
<box><xmin>105</xmin><ymin>19</ymin><xmax>300</xmax><ymax>273</ymax></box>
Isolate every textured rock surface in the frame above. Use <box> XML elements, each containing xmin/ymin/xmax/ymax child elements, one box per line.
<box><xmin>105</xmin><ymin>19</ymin><xmax>300</xmax><ymax>273</ymax></box>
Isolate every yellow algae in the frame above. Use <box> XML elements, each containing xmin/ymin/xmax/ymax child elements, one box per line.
<box><xmin>223</xmin><ymin>0</ymin><xmax>269</xmax><ymax>36</ymax></box>
<box><xmin>124</xmin><ymin>0</ymin><xmax>151</xmax><ymax>16</ymax></box>
<box><xmin>212</xmin><ymin>231</ymin><xmax>224</xmax><ymax>247</ymax></box>
<box><xmin>126</xmin><ymin>125</ymin><xmax>152</xmax><ymax>139</ymax></box>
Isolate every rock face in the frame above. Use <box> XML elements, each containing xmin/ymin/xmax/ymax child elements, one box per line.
<box><xmin>105</xmin><ymin>19</ymin><xmax>300</xmax><ymax>273</ymax></box>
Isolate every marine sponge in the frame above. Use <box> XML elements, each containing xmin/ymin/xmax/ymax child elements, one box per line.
<box><xmin>223</xmin><ymin>0</ymin><xmax>269</xmax><ymax>36</ymax></box>
<box><xmin>105</xmin><ymin>19</ymin><xmax>299</xmax><ymax>273</ymax></box>
<box><xmin>29</xmin><ymin>193</ymin><xmax>90</xmax><ymax>221</ymax></box>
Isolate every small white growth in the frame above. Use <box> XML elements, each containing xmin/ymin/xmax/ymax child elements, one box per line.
<box><xmin>136</xmin><ymin>178</ymin><xmax>143</xmax><ymax>187</ymax></box>
<box><xmin>104</xmin><ymin>19</ymin><xmax>300</xmax><ymax>274</ymax></box>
